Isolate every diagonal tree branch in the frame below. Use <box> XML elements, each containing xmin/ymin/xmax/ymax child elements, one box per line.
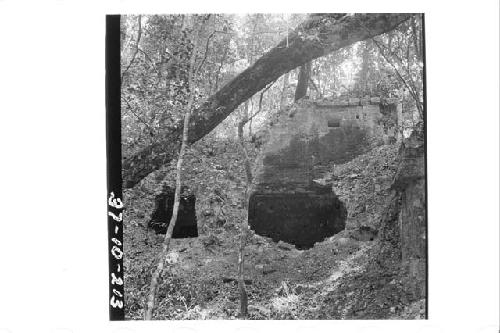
<box><xmin>144</xmin><ymin>17</ymin><xmax>206</xmax><ymax>320</ymax></box>
<box><xmin>123</xmin><ymin>13</ymin><xmax>412</xmax><ymax>189</ymax></box>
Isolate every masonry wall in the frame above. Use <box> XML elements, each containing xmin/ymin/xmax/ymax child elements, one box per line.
<box><xmin>313</xmin><ymin>97</ymin><xmax>402</xmax><ymax>144</ymax></box>
<box><xmin>253</xmin><ymin>97</ymin><xmax>400</xmax><ymax>191</ymax></box>
<box><xmin>248</xmin><ymin>97</ymin><xmax>400</xmax><ymax>248</ymax></box>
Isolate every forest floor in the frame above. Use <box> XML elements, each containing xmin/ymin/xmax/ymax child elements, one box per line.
<box><xmin>123</xmin><ymin>135</ymin><xmax>425</xmax><ymax>320</ymax></box>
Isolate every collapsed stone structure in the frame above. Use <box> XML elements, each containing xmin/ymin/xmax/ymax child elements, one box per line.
<box><xmin>249</xmin><ymin>96</ymin><xmax>401</xmax><ymax>249</ymax></box>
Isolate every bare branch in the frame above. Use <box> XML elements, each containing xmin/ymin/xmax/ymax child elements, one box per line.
<box><xmin>373</xmin><ymin>36</ymin><xmax>422</xmax><ymax>116</ymax></box>
<box><xmin>121</xmin><ymin>96</ymin><xmax>156</xmax><ymax>137</ymax></box>
<box><xmin>241</xmin><ymin>77</ymin><xmax>278</xmax><ymax>128</ymax></box>
<box><xmin>196</xmin><ymin>30</ymin><xmax>216</xmax><ymax>74</ymax></box>
<box><xmin>144</xmin><ymin>20</ymin><xmax>211</xmax><ymax>319</ymax></box>
<box><xmin>354</xmin><ymin>15</ymin><xmax>423</xmax><ymax>118</ymax></box>
<box><xmin>121</xmin><ymin>15</ymin><xmax>142</xmax><ymax>84</ymax></box>
<box><xmin>309</xmin><ymin>77</ymin><xmax>322</xmax><ymax>98</ymax></box>
<box><xmin>236</xmin><ymin>113</ymin><xmax>254</xmax><ymax>319</ymax></box>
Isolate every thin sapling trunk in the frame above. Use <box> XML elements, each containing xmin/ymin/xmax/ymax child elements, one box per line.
<box><xmin>144</xmin><ymin>21</ymin><xmax>201</xmax><ymax>320</ymax></box>
<box><xmin>236</xmin><ymin>118</ymin><xmax>254</xmax><ymax>319</ymax></box>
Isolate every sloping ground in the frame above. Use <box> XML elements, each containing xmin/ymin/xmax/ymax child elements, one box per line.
<box><xmin>123</xmin><ymin>135</ymin><xmax>423</xmax><ymax>320</ymax></box>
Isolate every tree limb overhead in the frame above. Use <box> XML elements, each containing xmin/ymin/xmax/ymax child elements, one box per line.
<box><xmin>123</xmin><ymin>13</ymin><xmax>412</xmax><ymax>188</ymax></box>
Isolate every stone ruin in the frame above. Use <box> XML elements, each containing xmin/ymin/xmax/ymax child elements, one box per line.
<box><xmin>149</xmin><ymin>185</ymin><xmax>198</xmax><ymax>238</ymax></box>
<box><xmin>249</xmin><ymin>96</ymin><xmax>401</xmax><ymax>249</ymax></box>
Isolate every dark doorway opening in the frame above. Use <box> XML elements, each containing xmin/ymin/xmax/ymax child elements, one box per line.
<box><xmin>148</xmin><ymin>185</ymin><xmax>198</xmax><ymax>238</ymax></box>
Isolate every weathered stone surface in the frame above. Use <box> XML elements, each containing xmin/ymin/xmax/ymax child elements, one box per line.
<box><xmin>249</xmin><ymin>99</ymin><xmax>401</xmax><ymax>248</ymax></box>
<box><xmin>255</xmin><ymin>127</ymin><xmax>370</xmax><ymax>193</ymax></box>
<box><xmin>384</xmin><ymin>97</ymin><xmax>399</xmax><ymax>104</ymax></box>
<box><xmin>349</xmin><ymin>225</ymin><xmax>378</xmax><ymax>241</ymax></box>
<box><xmin>149</xmin><ymin>185</ymin><xmax>198</xmax><ymax>238</ymax></box>
<box><xmin>335</xmin><ymin>100</ymin><xmax>349</xmax><ymax>106</ymax></box>
<box><xmin>310</xmin><ymin>127</ymin><xmax>370</xmax><ymax>165</ymax></box>
<box><xmin>249</xmin><ymin>187</ymin><xmax>347</xmax><ymax>249</ymax></box>
<box><xmin>360</xmin><ymin>97</ymin><xmax>370</xmax><ymax>105</ymax></box>
<box><xmin>349</xmin><ymin>97</ymin><xmax>360</xmax><ymax>105</ymax></box>
<box><xmin>253</xmin><ymin>102</ymin><xmax>384</xmax><ymax>191</ymax></box>
<box><xmin>370</xmin><ymin>97</ymin><xmax>380</xmax><ymax>104</ymax></box>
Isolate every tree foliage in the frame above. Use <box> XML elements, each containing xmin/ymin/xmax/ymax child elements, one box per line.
<box><xmin>121</xmin><ymin>13</ymin><xmax>416</xmax><ymax>189</ymax></box>
<box><xmin>120</xmin><ymin>13</ymin><xmax>426</xmax><ymax>320</ymax></box>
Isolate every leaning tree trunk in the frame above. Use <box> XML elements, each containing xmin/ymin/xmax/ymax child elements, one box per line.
<box><xmin>123</xmin><ymin>13</ymin><xmax>412</xmax><ymax>189</ymax></box>
<box><xmin>144</xmin><ymin>75</ymin><xmax>195</xmax><ymax>321</ymax></box>
<box><xmin>294</xmin><ymin>61</ymin><xmax>311</xmax><ymax>101</ymax></box>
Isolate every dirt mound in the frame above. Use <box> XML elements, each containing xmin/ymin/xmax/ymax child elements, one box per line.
<box><xmin>123</xmin><ymin>137</ymin><xmax>420</xmax><ymax>319</ymax></box>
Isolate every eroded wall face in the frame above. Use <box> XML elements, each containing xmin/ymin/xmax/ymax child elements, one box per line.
<box><xmin>249</xmin><ymin>99</ymin><xmax>398</xmax><ymax>248</ymax></box>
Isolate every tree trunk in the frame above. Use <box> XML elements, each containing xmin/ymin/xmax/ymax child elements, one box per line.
<box><xmin>294</xmin><ymin>61</ymin><xmax>311</xmax><ymax>101</ymax></box>
<box><xmin>236</xmin><ymin>119</ymin><xmax>253</xmax><ymax>319</ymax></box>
<box><xmin>144</xmin><ymin>74</ymin><xmax>194</xmax><ymax>321</ymax></box>
<box><xmin>411</xmin><ymin>16</ymin><xmax>421</xmax><ymax>61</ymax></box>
<box><xmin>144</xmin><ymin>21</ymin><xmax>201</xmax><ymax>320</ymax></box>
<box><xmin>395</xmin><ymin>127</ymin><xmax>426</xmax><ymax>299</ymax></box>
<box><xmin>123</xmin><ymin>13</ymin><xmax>412</xmax><ymax>189</ymax></box>
<box><xmin>243</xmin><ymin>101</ymin><xmax>249</xmax><ymax>129</ymax></box>
<box><xmin>280</xmin><ymin>71</ymin><xmax>290</xmax><ymax>111</ymax></box>
<box><xmin>309</xmin><ymin>77</ymin><xmax>322</xmax><ymax>99</ymax></box>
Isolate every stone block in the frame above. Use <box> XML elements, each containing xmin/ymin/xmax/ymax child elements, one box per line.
<box><xmin>314</xmin><ymin>101</ymin><xmax>342</xmax><ymax>108</ymax></box>
<box><xmin>360</xmin><ymin>97</ymin><xmax>370</xmax><ymax>105</ymax></box>
<box><xmin>333</xmin><ymin>100</ymin><xmax>349</xmax><ymax>106</ymax></box>
<box><xmin>348</xmin><ymin>98</ymin><xmax>360</xmax><ymax>105</ymax></box>
<box><xmin>370</xmin><ymin>97</ymin><xmax>380</xmax><ymax>104</ymax></box>
<box><xmin>385</xmin><ymin>97</ymin><xmax>399</xmax><ymax>104</ymax></box>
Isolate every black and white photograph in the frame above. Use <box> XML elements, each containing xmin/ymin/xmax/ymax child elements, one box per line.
<box><xmin>114</xmin><ymin>13</ymin><xmax>427</xmax><ymax>320</ymax></box>
<box><xmin>0</xmin><ymin>2</ymin><xmax>498</xmax><ymax>332</ymax></box>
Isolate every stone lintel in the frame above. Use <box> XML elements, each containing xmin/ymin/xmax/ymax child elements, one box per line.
<box><xmin>384</xmin><ymin>97</ymin><xmax>400</xmax><ymax>104</ymax></box>
<box><xmin>349</xmin><ymin>98</ymin><xmax>360</xmax><ymax>106</ymax></box>
<box><xmin>360</xmin><ymin>97</ymin><xmax>370</xmax><ymax>105</ymax></box>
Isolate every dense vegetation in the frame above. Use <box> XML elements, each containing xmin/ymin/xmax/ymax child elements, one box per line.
<box><xmin>120</xmin><ymin>13</ymin><xmax>425</xmax><ymax>320</ymax></box>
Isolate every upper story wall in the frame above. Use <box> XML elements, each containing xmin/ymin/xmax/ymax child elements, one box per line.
<box><xmin>252</xmin><ymin>97</ymin><xmax>401</xmax><ymax>192</ymax></box>
<box><xmin>312</xmin><ymin>96</ymin><xmax>402</xmax><ymax>141</ymax></box>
